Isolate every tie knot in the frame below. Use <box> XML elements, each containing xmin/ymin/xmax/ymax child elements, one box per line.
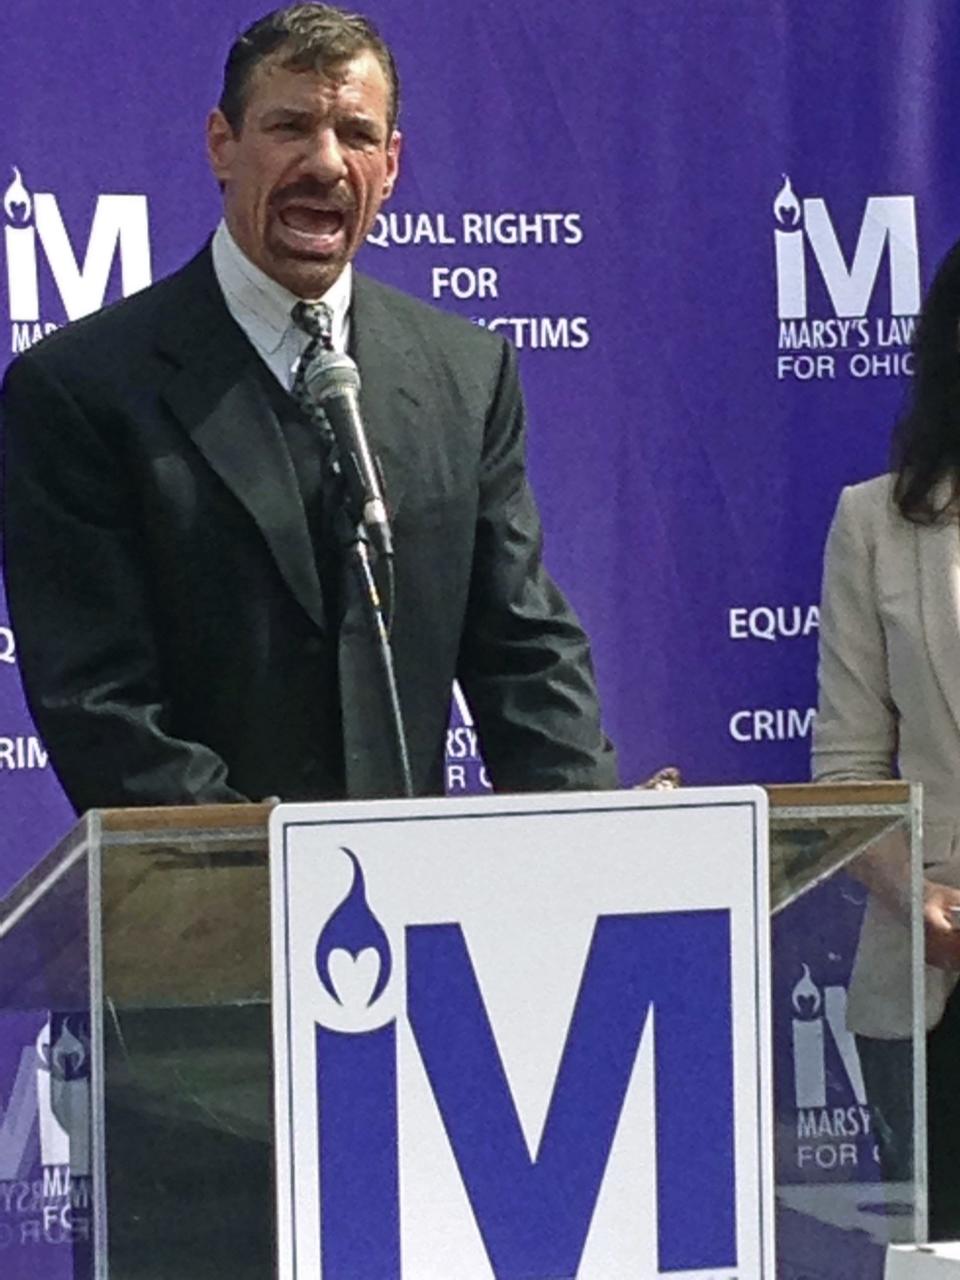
<box><xmin>292</xmin><ymin>299</ymin><xmax>333</xmax><ymax>345</ymax></box>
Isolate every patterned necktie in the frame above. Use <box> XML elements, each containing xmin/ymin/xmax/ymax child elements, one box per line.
<box><xmin>290</xmin><ymin>299</ymin><xmax>334</xmax><ymax>430</ymax></box>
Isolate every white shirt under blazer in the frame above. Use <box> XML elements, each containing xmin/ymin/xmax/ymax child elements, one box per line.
<box><xmin>814</xmin><ymin>473</ymin><xmax>960</xmax><ymax>1037</ymax></box>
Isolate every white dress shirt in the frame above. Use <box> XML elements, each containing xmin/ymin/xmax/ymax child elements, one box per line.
<box><xmin>211</xmin><ymin>219</ymin><xmax>351</xmax><ymax>390</ymax></box>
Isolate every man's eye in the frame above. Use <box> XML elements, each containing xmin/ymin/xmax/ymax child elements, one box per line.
<box><xmin>344</xmin><ymin>128</ymin><xmax>378</xmax><ymax>147</ymax></box>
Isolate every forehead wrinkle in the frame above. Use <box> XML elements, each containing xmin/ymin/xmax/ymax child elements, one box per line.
<box><xmin>257</xmin><ymin>50</ymin><xmax>393</xmax><ymax>122</ymax></box>
<box><xmin>252</xmin><ymin>61</ymin><xmax>384</xmax><ymax>115</ymax></box>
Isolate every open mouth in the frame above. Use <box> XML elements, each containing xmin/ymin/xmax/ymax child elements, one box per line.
<box><xmin>276</xmin><ymin>204</ymin><xmax>347</xmax><ymax>252</ymax></box>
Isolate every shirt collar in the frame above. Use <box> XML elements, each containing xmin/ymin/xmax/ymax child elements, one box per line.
<box><xmin>211</xmin><ymin>219</ymin><xmax>352</xmax><ymax>355</ymax></box>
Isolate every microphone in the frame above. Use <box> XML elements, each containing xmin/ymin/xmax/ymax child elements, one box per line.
<box><xmin>303</xmin><ymin>350</ymin><xmax>394</xmax><ymax>558</ymax></box>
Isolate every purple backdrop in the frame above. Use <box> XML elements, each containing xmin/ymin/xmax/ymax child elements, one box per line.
<box><xmin>3</xmin><ymin>2</ymin><xmax>954</xmax><ymax>879</ymax></box>
<box><xmin>0</xmin><ymin>1</ymin><xmax>953</xmax><ymax>1273</ymax></box>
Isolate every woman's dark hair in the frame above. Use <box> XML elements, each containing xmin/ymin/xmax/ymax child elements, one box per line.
<box><xmin>893</xmin><ymin>238</ymin><xmax>960</xmax><ymax>522</ymax></box>
<box><xmin>220</xmin><ymin>3</ymin><xmax>400</xmax><ymax>135</ymax></box>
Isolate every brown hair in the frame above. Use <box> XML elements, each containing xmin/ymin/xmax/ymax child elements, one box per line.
<box><xmin>219</xmin><ymin>3</ymin><xmax>400</xmax><ymax>134</ymax></box>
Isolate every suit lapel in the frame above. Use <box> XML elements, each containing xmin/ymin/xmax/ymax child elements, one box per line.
<box><xmin>153</xmin><ymin>258</ymin><xmax>430</xmax><ymax>795</ymax></box>
<box><xmin>340</xmin><ymin>274</ymin><xmax>429</xmax><ymax>796</ymax></box>
<box><xmin>917</xmin><ymin>481</ymin><xmax>960</xmax><ymax>740</ymax></box>
<box><xmin>156</xmin><ymin>252</ymin><xmax>328</xmax><ymax>633</ymax></box>
<box><xmin>349</xmin><ymin>273</ymin><xmax>432</xmax><ymax>519</ymax></box>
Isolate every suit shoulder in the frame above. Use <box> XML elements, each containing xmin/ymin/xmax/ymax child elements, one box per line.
<box><xmin>5</xmin><ymin>252</ymin><xmax>206</xmax><ymax>382</ymax></box>
<box><xmin>831</xmin><ymin>474</ymin><xmax>906</xmax><ymax>551</ymax></box>
<box><xmin>836</xmin><ymin>473</ymin><xmax>896</xmax><ymax>520</ymax></box>
<box><xmin>355</xmin><ymin>274</ymin><xmax>506</xmax><ymax>361</ymax></box>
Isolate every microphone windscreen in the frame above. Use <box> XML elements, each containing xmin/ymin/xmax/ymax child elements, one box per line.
<box><xmin>303</xmin><ymin>349</ymin><xmax>361</xmax><ymax>402</ymax></box>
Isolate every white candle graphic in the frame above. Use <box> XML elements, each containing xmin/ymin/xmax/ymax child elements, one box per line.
<box><xmin>791</xmin><ymin>963</ymin><xmax>825</xmax><ymax>1110</ymax></box>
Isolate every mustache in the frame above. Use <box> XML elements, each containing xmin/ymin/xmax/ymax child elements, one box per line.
<box><xmin>272</xmin><ymin>179</ymin><xmax>354</xmax><ymax>210</ymax></box>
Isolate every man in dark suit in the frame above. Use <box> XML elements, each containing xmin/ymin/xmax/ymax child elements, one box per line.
<box><xmin>0</xmin><ymin>2</ymin><xmax>616</xmax><ymax>812</ymax></box>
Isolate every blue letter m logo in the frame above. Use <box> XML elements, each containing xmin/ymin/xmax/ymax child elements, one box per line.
<box><xmin>407</xmin><ymin>910</ymin><xmax>736</xmax><ymax>1278</ymax></box>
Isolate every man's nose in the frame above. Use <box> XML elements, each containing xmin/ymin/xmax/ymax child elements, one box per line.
<box><xmin>303</xmin><ymin>128</ymin><xmax>347</xmax><ymax>183</ymax></box>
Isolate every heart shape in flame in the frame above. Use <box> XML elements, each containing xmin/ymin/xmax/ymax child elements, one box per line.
<box><xmin>327</xmin><ymin>947</ymin><xmax>382</xmax><ymax>1009</ymax></box>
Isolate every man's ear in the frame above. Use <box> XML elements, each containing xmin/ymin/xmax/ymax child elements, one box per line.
<box><xmin>207</xmin><ymin>108</ymin><xmax>237</xmax><ymax>184</ymax></box>
<box><xmin>382</xmin><ymin>130</ymin><xmax>402</xmax><ymax>200</ymax></box>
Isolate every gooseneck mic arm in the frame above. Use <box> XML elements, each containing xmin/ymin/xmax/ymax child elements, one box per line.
<box><xmin>349</xmin><ymin>535</ymin><xmax>413</xmax><ymax>797</ymax></box>
<box><xmin>303</xmin><ymin>350</ymin><xmax>411</xmax><ymax>797</ymax></box>
<box><xmin>304</xmin><ymin>352</ymin><xmax>394</xmax><ymax>559</ymax></box>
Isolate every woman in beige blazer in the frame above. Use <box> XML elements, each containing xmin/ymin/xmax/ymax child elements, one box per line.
<box><xmin>814</xmin><ymin>241</ymin><xmax>960</xmax><ymax>1237</ymax></box>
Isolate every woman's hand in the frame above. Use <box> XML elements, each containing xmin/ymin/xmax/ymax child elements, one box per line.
<box><xmin>923</xmin><ymin>880</ymin><xmax>960</xmax><ymax>968</ymax></box>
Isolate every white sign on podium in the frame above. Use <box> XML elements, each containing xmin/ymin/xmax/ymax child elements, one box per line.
<box><xmin>270</xmin><ymin>786</ymin><xmax>773</xmax><ymax>1280</ymax></box>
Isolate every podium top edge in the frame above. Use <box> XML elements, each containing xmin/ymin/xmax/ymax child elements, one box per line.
<box><xmin>82</xmin><ymin>781</ymin><xmax>915</xmax><ymax>834</ymax></box>
<box><xmin>765</xmin><ymin>781</ymin><xmax>912</xmax><ymax>808</ymax></box>
<box><xmin>95</xmin><ymin>802</ymin><xmax>274</xmax><ymax>833</ymax></box>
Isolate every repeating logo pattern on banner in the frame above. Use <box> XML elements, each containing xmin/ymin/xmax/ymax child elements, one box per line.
<box><xmin>0</xmin><ymin>1012</ymin><xmax>92</xmax><ymax>1269</ymax></box>
<box><xmin>786</xmin><ymin>964</ymin><xmax>874</xmax><ymax>1177</ymax></box>
<box><xmin>1</xmin><ymin>15</ymin><xmax>954</xmax><ymax>1280</ymax></box>
<box><xmin>774</xmin><ymin>175</ymin><xmax>919</xmax><ymax>382</ymax></box>
<box><xmin>3</xmin><ymin>165</ymin><xmax>152</xmax><ymax>353</ymax></box>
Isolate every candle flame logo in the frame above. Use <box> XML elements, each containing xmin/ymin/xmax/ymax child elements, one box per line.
<box><xmin>38</xmin><ymin>1017</ymin><xmax>89</xmax><ymax>1081</ymax></box>
<box><xmin>4</xmin><ymin>166</ymin><xmax>33</xmax><ymax>224</ymax></box>
<box><xmin>791</xmin><ymin>963</ymin><xmax>821</xmax><ymax>1018</ymax></box>
<box><xmin>315</xmin><ymin>848</ymin><xmax>392</xmax><ymax>1007</ymax></box>
<box><xmin>774</xmin><ymin>174</ymin><xmax>801</xmax><ymax>228</ymax></box>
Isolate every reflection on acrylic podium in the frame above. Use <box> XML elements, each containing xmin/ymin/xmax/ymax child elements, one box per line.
<box><xmin>0</xmin><ymin>780</ymin><xmax>923</xmax><ymax>1280</ymax></box>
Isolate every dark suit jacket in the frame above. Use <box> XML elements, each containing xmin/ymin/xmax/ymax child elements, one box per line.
<box><xmin>1</xmin><ymin>249</ymin><xmax>617</xmax><ymax>811</ymax></box>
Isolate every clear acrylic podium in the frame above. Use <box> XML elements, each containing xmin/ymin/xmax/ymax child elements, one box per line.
<box><xmin>0</xmin><ymin>781</ymin><xmax>923</xmax><ymax>1280</ymax></box>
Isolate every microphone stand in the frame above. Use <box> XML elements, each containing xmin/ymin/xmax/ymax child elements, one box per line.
<box><xmin>300</xmin><ymin>352</ymin><xmax>411</xmax><ymax>797</ymax></box>
<box><xmin>346</xmin><ymin>528</ymin><xmax>414</xmax><ymax>798</ymax></box>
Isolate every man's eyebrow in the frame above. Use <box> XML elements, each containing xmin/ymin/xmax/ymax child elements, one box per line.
<box><xmin>260</xmin><ymin>106</ymin><xmax>314</xmax><ymax>124</ymax></box>
<box><xmin>257</xmin><ymin>105</ymin><xmax>386</xmax><ymax>139</ymax></box>
<box><xmin>341</xmin><ymin>111</ymin><xmax>383</xmax><ymax>132</ymax></box>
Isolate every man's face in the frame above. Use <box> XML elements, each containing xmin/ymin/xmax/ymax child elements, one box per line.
<box><xmin>207</xmin><ymin>49</ymin><xmax>400</xmax><ymax>297</ymax></box>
